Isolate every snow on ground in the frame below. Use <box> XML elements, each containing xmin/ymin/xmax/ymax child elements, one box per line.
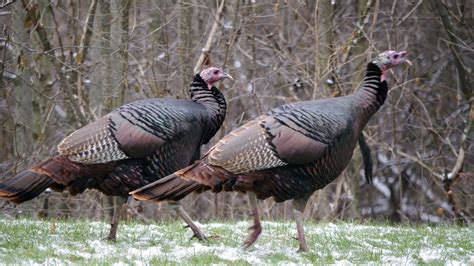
<box><xmin>0</xmin><ymin>218</ymin><xmax>472</xmax><ymax>265</ymax></box>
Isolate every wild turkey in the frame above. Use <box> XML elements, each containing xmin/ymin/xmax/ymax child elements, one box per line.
<box><xmin>131</xmin><ymin>50</ymin><xmax>410</xmax><ymax>251</ymax></box>
<box><xmin>0</xmin><ymin>67</ymin><xmax>233</xmax><ymax>241</ymax></box>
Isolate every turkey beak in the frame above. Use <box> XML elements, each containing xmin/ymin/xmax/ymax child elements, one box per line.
<box><xmin>398</xmin><ymin>51</ymin><xmax>412</xmax><ymax>66</ymax></box>
<box><xmin>222</xmin><ymin>72</ymin><xmax>233</xmax><ymax>81</ymax></box>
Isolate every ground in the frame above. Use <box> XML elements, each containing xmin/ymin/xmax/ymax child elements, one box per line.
<box><xmin>0</xmin><ymin>217</ymin><xmax>472</xmax><ymax>265</ymax></box>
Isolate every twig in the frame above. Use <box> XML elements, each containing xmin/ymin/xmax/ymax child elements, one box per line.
<box><xmin>47</xmin><ymin>3</ymin><xmax>65</xmax><ymax>63</ymax></box>
<box><xmin>340</xmin><ymin>0</ymin><xmax>375</xmax><ymax>65</ymax></box>
<box><xmin>393</xmin><ymin>148</ymin><xmax>444</xmax><ymax>180</ymax></box>
<box><xmin>396</xmin><ymin>0</ymin><xmax>422</xmax><ymax>26</ymax></box>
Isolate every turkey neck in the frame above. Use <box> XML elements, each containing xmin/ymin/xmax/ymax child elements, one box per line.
<box><xmin>190</xmin><ymin>74</ymin><xmax>227</xmax><ymax>143</ymax></box>
<box><xmin>349</xmin><ymin>62</ymin><xmax>388</xmax><ymax>133</ymax></box>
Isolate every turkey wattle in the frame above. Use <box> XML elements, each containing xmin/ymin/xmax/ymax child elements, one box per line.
<box><xmin>0</xmin><ymin>67</ymin><xmax>233</xmax><ymax>241</ymax></box>
<box><xmin>131</xmin><ymin>51</ymin><xmax>409</xmax><ymax>252</ymax></box>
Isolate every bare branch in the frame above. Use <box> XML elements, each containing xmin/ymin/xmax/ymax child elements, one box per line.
<box><xmin>21</xmin><ymin>0</ymin><xmax>88</xmax><ymax>125</ymax></box>
<box><xmin>76</xmin><ymin>0</ymin><xmax>98</xmax><ymax>65</ymax></box>
<box><xmin>76</xmin><ymin>0</ymin><xmax>98</xmax><ymax>118</ymax></box>
<box><xmin>431</xmin><ymin>0</ymin><xmax>472</xmax><ymax>100</ymax></box>
<box><xmin>0</xmin><ymin>0</ymin><xmax>15</xmax><ymax>9</ymax></box>
<box><xmin>394</xmin><ymin>149</ymin><xmax>444</xmax><ymax>180</ymax></box>
<box><xmin>193</xmin><ymin>0</ymin><xmax>226</xmax><ymax>74</ymax></box>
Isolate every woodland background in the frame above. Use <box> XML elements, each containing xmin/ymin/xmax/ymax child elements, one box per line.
<box><xmin>0</xmin><ymin>0</ymin><xmax>472</xmax><ymax>226</ymax></box>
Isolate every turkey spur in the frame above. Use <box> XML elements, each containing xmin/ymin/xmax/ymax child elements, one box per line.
<box><xmin>0</xmin><ymin>67</ymin><xmax>233</xmax><ymax>241</ymax></box>
<box><xmin>131</xmin><ymin>51</ymin><xmax>410</xmax><ymax>251</ymax></box>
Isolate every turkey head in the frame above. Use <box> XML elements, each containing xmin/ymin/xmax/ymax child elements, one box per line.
<box><xmin>199</xmin><ymin>67</ymin><xmax>233</xmax><ymax>89</ymax></box>
<box><xmin>372</xmin><ymin>50</ymin><xmax>410</xmax><ymax>81</ymax></box>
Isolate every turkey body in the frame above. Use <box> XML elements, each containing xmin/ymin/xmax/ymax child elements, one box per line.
<box><xmin>52</xmin><ymin>97</ymin><xmax>223</xmax><ymax>197</ymax></box>
<box><xmin>1</xmin><ymin>74</ymin><xmax>226</xmax><ymax>202</ymax></box>
<box><xmin>0</xmin><ymin>69</ymin><xmax>231</xmax><ymax>240</ymax></box>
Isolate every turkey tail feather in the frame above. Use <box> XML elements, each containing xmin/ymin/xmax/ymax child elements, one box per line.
<box><xmin>130</xmin><ymin>173</ymin><xmax>201</xmax><ymax>202</ymax></box>
<box><xmin>0</xmin><ymin>170</ymin><xmax>54</xmax><ymax>203</ymax></box>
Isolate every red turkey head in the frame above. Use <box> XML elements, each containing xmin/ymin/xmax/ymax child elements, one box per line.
<box><xmin>372</xmin><ymin>50</ymin><xmax>410</xmax><ymax>81</ymax></box>
<box><xmin>200</xmin><ymin>67</ymin><xmax>233</xmax><ymax>89</ymax></box>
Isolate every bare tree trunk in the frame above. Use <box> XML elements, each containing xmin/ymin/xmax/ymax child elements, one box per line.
<box><xmin>11</xmin><ymin>1</ymin><xmax>35</xmax><ymax>160</ymax></box>
<box><xmin>310</xmin><ymin>0</ymin><xmax>338</xmax><ymax>220</ymax></box>
<box><xmin>0</xmin><ymin>8</ymin><xmax>14</xmax><ymax>163</ymax></box>
<box><xmin>100</xmin><ymin>0</ymin><xmax>113</xmax><ymax>112</ymax></box>
<box><xmin>117</xmin><ymin>0</ymin><xmax>131</xmax><ymax>106</ymax></box>
<box><xmin>312</xmin><ymin>0</ymin><xmax>336</xmax><ymax>99</ymax></box>
<box><xmin>179</xmin><ymin>0</ymin><xmax>193</xmax><ymax>97</ymax></box>
<box><xmin>21</xmin><ymin>0</ymin><xmax>88</xmax><ymax>127</ymax></box>
<box><xmin>75</xmin><ymin>0</ymin><xmax>98</xmax><ymax>119</ymax></box>
<box><xmin>344</xmin><ymin>0</ymin><xmax>376</xmax><ymax>220</ymax></box>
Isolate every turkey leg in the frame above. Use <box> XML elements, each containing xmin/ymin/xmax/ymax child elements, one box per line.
<box><xmin>293</xmin><ymin>197</ymin><xmax>309</xmax><ymax>252</ymax></box>
<box><xmin>243</xmin><ymin>191</ymin><xmax>262</xmax><ymax>249</ymax></box>
<box><xmin>358</xmin><ymin>134</ymin><xmax>373</xmax><ymax>184</ymax></box>
<box><xmin>107</xmin><ymin>196</ymin><xmax>127</xmax><ymax>241</ymax></box>
<box><xmin>169</xmin><ymin>201</ymin><xmax>207</xmax><ymax>241</ymax></box>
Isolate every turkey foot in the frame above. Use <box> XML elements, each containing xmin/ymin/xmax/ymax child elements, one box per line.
<box><xmin>293</xmin><ymin>197</ymin><xmax>309</xmax><ymax>252</ymax></box>
<box><xmin>243</xmin><ymin>216</ymin><xmax>262</xmax><ymax>249</ymax></box>
<box><xmin>170</xmin><ymin>202</ymin><xmax>207</xmax><ymax>241</ymax></box>
<box><xmin>243</xmin><ymin>192</ymin><xmax>262</xmax><ymax>249</ymax></box>
<box><xmin>184</xmin><ymin>224</ymin><xmax>207</xmax><ymax>241</ymax></box>
<box><xmin>290</xmin><ymin>223</ymin><xmax>308</xmax><ymax>252</ymax></box>
<box><xmin>107</xmin><ymin>223</ymin><xmax>118</xmax><ymax>242</ymax></box>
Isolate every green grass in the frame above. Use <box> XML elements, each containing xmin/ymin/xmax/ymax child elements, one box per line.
<box><xmin>0</xmin><ymin>217</ymin><xmax>472</xmax><ymax>265</ymax></box>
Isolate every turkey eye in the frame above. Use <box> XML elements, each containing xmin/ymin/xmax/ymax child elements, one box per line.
<box><xmin>213</xmin><ymin>70</ymin><xmax>219</xmax><ymax>75</ymax></box>
<box><xmin>393</xmin><ymin>54</ymin><xmax>399</xmax><ymax>59</ymax></box>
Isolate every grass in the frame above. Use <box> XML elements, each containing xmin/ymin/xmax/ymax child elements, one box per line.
<box><xmin>0</xmin><ymin>217</ymin><xmax>472</xmax><ymax>265</ymax></box>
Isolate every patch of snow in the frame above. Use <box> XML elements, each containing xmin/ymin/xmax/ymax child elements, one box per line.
<box><xmin>127</xmin><ymin>246</ymin><xmax>162</xmax><ymax>260</ymax></box>
<box><xmin>54</xmin><ymin>105</ymin><xmax>67</xmax><ymax>118</ymax></box>
<box><xmin>373</xmin><ymin>179</ymin><xmax>391</xmax><ymax>198</ymax></box>
<box><xmin>224</xmin><ymin>21</ymin><xmax>233</xmax><ymax>29</ymax></box>
<box><xmin>112</xmin><ymin>262</ymin><xmax>129</xmax><ymax>266</ymax></box>
<box><xmin>420</xmin><ymin>213</ymin><xmax>442</xmax><ymax>223</ymax></box>
<box><xmin>87</xmin><ymin>239</ymin><xmax>116</xmax><ymax>255</ymax></box>
<box><xmin>440</xmin><ymin>201</ymin><xmax>451</xmax><ymax>211</ymax></box>
<box><xmin>157</xmin><ymin>53</ymin><xmax>165</xmax><ymax>60</ymax></box>
<box><xmin>28</xmin><ymin>258</ymin><xmax>67</xmax><ymax>266</ymax></box>
<box><xmin>334</xmin><ymin>259</ymin><xmax>354</xmax><ymax>265</ymax></box>
<box><xmin>380</xmin><ymin>255</ymin><xmax>416</xmax><ymax>265</ymax></box>
<box><xmin>419</xmin><ymin>248</ymin><xmax>443</xmax><ymax>262</ymax></box>
<box><xmin>377</xmin><ymin>153</ymin><xmax>389</xmax><ymax>164</ymax></box>
<box><xmin>234</xmin><ymin>60</ymin><xmax>241</xmax><ymax>68</ymax></box>
<box><xmin>246</xmin><ymin>83</ymin><xmax>253</xmax><ymax>92</ymax></box>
